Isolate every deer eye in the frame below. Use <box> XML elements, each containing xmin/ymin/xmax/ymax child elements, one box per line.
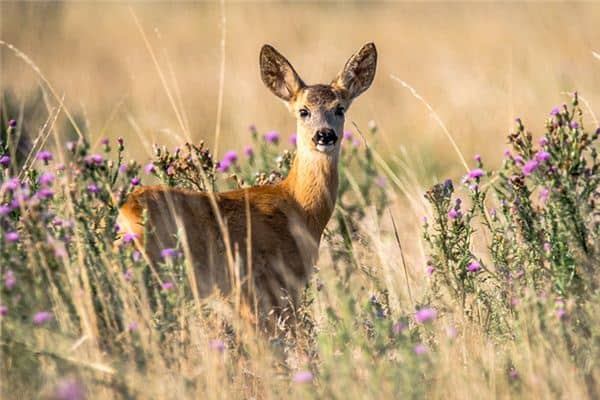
<box><xmin>335</xmin><ymin>106</ymin><xmax>345</xmax><ymax>117</ymax></box>
<box><xmin>299</xmin><ymin>109</ymin><xmax>310</xmax><ymax>118</ymax></box>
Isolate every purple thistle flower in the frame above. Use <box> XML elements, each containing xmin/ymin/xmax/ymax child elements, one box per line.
<box><xmin>543</xmin><ymin>242</ymin><xmax>552</xmax><ymax>252</ymax></box>
<box><xmin>539</xmin><ymin>187</ymin><xmax>549</xmax><ymax>203</ymax></box>
<box><xmin>0</xmin><ymin>305</ymin><xmax>7</xmax><ymax>317</ymax></box>
<box><xmin>556</xmin><ymin>308</ymin><xmax>566</xmax><ymax>320</ymax></box>
<box><xmin>124</xmin><ymin>269</ymin><xmax>133</xmax><ymax>282</ymax></box>
<box><xmin>447</xmin><ymin>209</ymin><xmax>460</xmax><ymax>219</ymax></box>
<box><xmin>37</xmin><ymin>188</ymin><xmax>54</xmax><ymax>199</ymax></box>
<box><xmin>426</xmin><ymin>265</ymin><xmax>435</xmax><ymax>276</ymax></box>
<box><xmin>119</xmin><ymin>164</ymin><xmax>128</xmax><ymax>173</ymax></box>
<box><xmin>161</xmin><ymin>281</ymin><xmax>175</xmax><ymax>290</ymax></box>
<box><xmin>570</xmin><ymin>121</ymin><xmax>579</xmax><ymax>130</ymax></box>
<box><xmin>210</xmin><ymin>339</ymin><xmax>225</xmax><ymax>352</ymax></box>
<box><xmin>223</xmin><ymin>150</ymin><xmax>238</xmax><ymax>164</ymax></box>
<box><xmin>343</xmin><ymin>130</ymin><xmax>353</xmax><ymax>140</ymax></box>
<box><xmin>522</xmin><ymin>160</ymin><xmax>539</xmax><ymax>176</ymax></box>
<box><xmin>293</xmin><ymin>371</ymin><xmax>314</xmax><ymax>384</ymax></box>
<box><xmin>535</xmin><ymin>151</ymin><xmax>551</xmax><ymax>162</ymax></box>
<box><xmin>101</xmin><ymin>138</ymin><xmax>110</xmax><ymax>146</ymax></box>
<box><xmin>244</xmin><ymin>146</ymin><xmax>254</xmax><ymax>157</ymax></box>
<box><xmin>474</xmin><ymin>154</ymin><xmax>482</xmax><ymax>163</ymax></box>
<box><xmin>290</xmin><ymin>133</ymin><xmax>297</xmax><ymax>146</ymax></box>
<box><xmin>161</xmin><ymin>248</ymin><xmax>176</xmax><ymax>259</ymax></box>
<box><xmin>509</xmin><ymin>368</ymin><xmax>519</xmax><ymax>379</ymax></box>
<box><xmin>8</xmin><ymin>119</ymin><xmax>17</xmax><ymax>127</ymax></box>
<box><xmin>467</xmin><ymin>168</ymin><xmax>484</xmax><ymax>179</ymax></box>
<box><xmin>503</xmin><ymin>149</ymin><xmax>512</xmax><ymax>158</ymax></box>
<box><xmin>550</xmin><ymin>107</ymin><xmax>560</xmax><ymax>116</ymax></box>
<box><xmin>264</xmin><ymin>131</ymin><xmax>280</xmax><ymax>144</ymax></box>
<box><xmin>0</xmin><ymin>204</ymin><xmax>11</xmax><ymax>216</ymax></box>
<box><xmin>37</xmin><ymin>151</ymin><xmax>53</xmax><ymax>163</ymax></box>
<box><xmin>217</xmin><ymin>159</ymin><xmax>231</xmax><ymax>173</ymax></box>
<box><xmin>128</xmin><ymin>321</ymin><xmax>138</xmax><ymax>332</ymax></box>
<box><xmin>414</xmin><ymin>344</ymin><xmax>428</xmax><ymax>355</ymax></box>
<box><xmin>5</xmin><ymin>231</ymin><xmax>19</xmax><ymax>243</ymax></box>
<box><xmin>467</xmin><ymin>262</ymin><xmax>482</xmax><ymax>272</ymax></box>
<box><xmin>117</xmin><ymin>137</ymin><xmax>124</xmax><ymax>146</ymax></box>
<box><xmin>54</xmin><ymin>378</ymin><xmax>86</xmax><ymax>400</ymax></box>
<box><xmin>375</xmin><ymin>176</ymin><xmax>386</xmax><ymax>188</ymax></box>
<box><xmin>539</xmin><ymin>136</ymin><xmax>549</xmax><ymax>146</ymax></box>
<box><xmin>4</xmin><ymin>269</ymin><xmax>16</xmax><ymax>290</ymax></box>
<box><xmin>513</xmin><ymin>155</ymin><xmax>524</xmax><ymax>165</ymax></box>
<box><xmin>0</xmin><ymin>155</ymin><xmax>10</xmax><ymax>167</ymax></box>
<box><xmin>144</xmin><ymin>162</ymin><xmax>155</xmax><ymax>174</ymax></box>
<box><xmin>166</xmin><ymin>165</ymin><xmax>175</xmax><ymax>176</ymax></box>
<box><xmin>87</xmin><ymin>184</ymin><xmax>99</xmax><ymax>194</ymax></box>
<box><xmin>33</xmin><ymin>311</ymin><xmax>53</xmax><ymax>325</ymax></box>
<box><xmin>392</xmin><ymin>321</ymin><xmax>406</xmax><ymax>335</ymax></box>
<box><xmin>415</xmin><ymin>307</ymin><xmax>437</xmax><ymax>323</ymax></box>
<box><xmin>122</xmin><ymin>232</ymin><xmax>138</xmax><ymax>244</ymax></box>
<box><xmin>130</xmin><ymin>177</ymin><xmax>141</xmax><ymax>186</ymax></box>
<box><xmin>38</xmin><ymin>172</ymin><xmax>55</xmax><ymax>186</ymax></box>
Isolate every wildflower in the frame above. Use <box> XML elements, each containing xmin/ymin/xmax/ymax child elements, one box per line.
<box><xmin>290</xmin><ymin>133</ymin><xmax>297</xmax><ymax>146</ymax></box>
<box><xmin>426</xmin><ymin>265</ymin><xmax>435</xmax><ymax>276</ymax></box>
<box><xmin>37</xmin><ymin>151</ymin><xmax>53</xmax><ymax>163</ymax></box>
<box><xmin>166</xmin><ymin>165</ymin><xmax>175</xmax><ymax>176</ymax></box>
<box><xmin>160</xmin><ymin>247</ymin><xmax>177</xmax><ymax>259</ymax></box>
<box><xmin>539</xmin><ymin>136</ymin><xmax>549</xmax><ymax>146</ymax></box>
<box><xmin>33</xmin><ymin>311</ymin><xmax>53</xmax><ymax>325</ymax></box>
<box><xmin>503</xmin><ymin>149</ymin><xmax>511</xmax><ymax>158</ymax></box>
<box><xmin>54</xmin><ymin>378</ymin><xmax>86</xmax><ymax>400</ymax></box>
<box><xmin>467</xmin><ymin>262</ymin><xmax>482</xmax><ymax>272</ymax></box>
<box><xmin>522</xmin><ymin>160</ymin><xmax>539</xmax><ymax>176</ymax></box>
<box><xmin>124</xmin><ymin>269</ymin><xmax>133</xmax><ymax>282</ymax></box>
<box><xmin>515</xmin><ymin>269</ymin><xmax>524</xmax><ymax>279</ymax></box>
<box><xmin>509</xmin><ymin>368</ymin><xmax>519</xmax><ymax>380</ymax></box>
<box><xmin>413</xmin><ymin>344</ymin><xmax>428</xmax><ymax>355</ymax></box>
<box><xmin>66</xmin><ymin>141</ymin><xmax>76</xmax><ymax>151</ymax></box>
<box><xmin>0</xmin><ymin>155</ymin><xmax>10</xmax><ymax>167</ymax></box>
<box><xmin>415</xmin><ymin>307</ymin><xmax>437</xmax><ymax>323</ymax></box>
<box><xmin>144</xmin><ymin>162</ymin><xmax>155</xmax><ymax>174</ymax></box>
<box><xmin>0</xmin><ymin>204</ymin><xmax>11</xmax><ymax>216</ymax></box>
<box><xmin>375</xmin><ymin>176</ymin><xmax>386</xmax><ymax>187</ymax></box>
<box><xmin>119</xmin><ymin>164</ymin><xmax>128</xmax><ymax>173</ymax></box>
<box><xmin>223</xmin><ymin>150</ymin><xmax>238</xmax><ymax>164</ymax></box>
<box><xmin>264</xmin><ymin>131</ymin><xmax>280</xmax><ymax>144</ymax></box>
<box><xmin>130</xmin><ymin>177</ymin><xmax>140</xmax><ymax>186</ymax></box>
<box><xmin>0</xmin><ymin>305</ymin><xmax>7</xmax><ymax>317</ymax></box>
<box><xmin>392</xmin><ymin>321</ymin><xmax>406</xmax><ymax>335</ymax></box>
<box><xmin>217</xmin><ymin>159</ymin><xmax>231</xmax><ymax>172</ymax></box>
<box><xmin>550</xmin><ymin>107</ymin><xmax>560</xmax><ymax>116</ymax></box>
<box><xmin>132</xmin><ymin>251</ymin><xmax>142</xmax><ymax>262</ymax></box>
<box><xmin>8</xmin><ymin>119</ymin><xmax>17</xmax><ymax>127</ymax></box>
<box><xmin>570</xmin><ymin>121</ymin><xmax>579</xmax><ymax>130</ymax></box>
<box><xmin>513</xmin><ymin>155</ymin><xmax>524</xmax><ymax>165</ymax></box>
<box><xmin>5</xmin><ymin>231</ymin><xmax>19</xmax><ymax>243</ymax></box>
<box><xmin>244</xmin><ymin>146</ymin><xmax>254</xmax><ymax>157</ymax></box>
<box><xmin>38</xmin><ymin>172</ymin><xmax>55</xmax><ymax>186</ymax></box>
<box><xmin>556</xmin><ymin>308</ymin><xmax>566</xmax><ymax>320</ymax></box>
<box><xmin>128</xmin><ymin>321</ymin><xmax>138</xmax><ymax>332</ymax></box>
<box><xmin>117</xmin><ymin>137</ymin><xmax>124</xmax><ymax>147</ymax></box>
<box><xmin>539</xmin><ymin>187</ymin><xmax>549</xmax><ymax>204</ymax></box>
<box><xmin>4</xmin><ymin>269</ymin><xmax>16</xmax><ymax>290</ymax></box>
<box><xmin>85</xmin><ymin>154</ymin><xmax>103</xmax><ymax>165</ymax></box>
<box><xmin>535</xmin><ymin>151</ymin><xmax>551</xmax><ymax>162</ymax></box>
<box><xmin>87</xmin><ymin>184</ymin><xmax>99</xmax><ymax>194</ymax></box>
<box><xmin>161</xmin><ymin>281</ymin><xmax>175</xmax><ymax>290</ymax></box>
<box><xmin>37</xmin><ymin>188</ymin><xmax>54</xmax><ymax>199</ymax></box>
<box><xmin>101</xmin><ymin>138</ymin><xmax>109</xmax><ymax>146</ymax></box>
<box><xmin>343</xmin><ymin>130</ymin><xmax>353</xmax><ymax>140</ymax></box>
<box><xmin>210</xmin><ymin>340</ymin><xmax>225</xmax><ymax>352</ymax></box>
<box><xmin>293</xmin><ymin>371</ymin><xmax>314</xmax><ymax>384</ymax></box>
<box><xmin>122</xmin><ymin>232</ymin><xmax>138</xmax><ymax>244</ymax></box>
<box><xmin>447</xmin><ymin>209</ymin><xmax>460</xmax><ymax>219</ymax></box>
<box><xmin>543</xmin><ymin>242</ymin><xmax>552</xmax><ymax>252</ymax></box>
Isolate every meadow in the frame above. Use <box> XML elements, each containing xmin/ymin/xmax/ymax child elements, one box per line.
<box><xmin>1</xmin><ymin>3</ymin><xmax>600</xmax><ymax>399</ymax></box>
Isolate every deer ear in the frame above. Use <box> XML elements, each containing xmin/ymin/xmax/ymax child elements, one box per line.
<box><xmin>260</xmin><ymin>45</ymin><xmax>305</xmax><ymax>102</ymax></box>
<box><xmin>333</xmin><ymin>43</ymin><xmax>377</xmax><ymax>100</ymax></box>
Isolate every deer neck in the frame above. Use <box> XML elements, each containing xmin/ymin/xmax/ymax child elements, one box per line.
<box><xmin>283</xmin><ymin>146</ymin><xmax>339</xmax><ymax>237</ymax></box>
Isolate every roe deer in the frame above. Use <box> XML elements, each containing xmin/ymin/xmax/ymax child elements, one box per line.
<box><xmin>118</xmin><ymin>43</ymin><xmax>377</xmax><ymax>331</ymax></box>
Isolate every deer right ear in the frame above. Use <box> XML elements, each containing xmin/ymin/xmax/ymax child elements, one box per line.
<box><xmin>260</xmin><ymin>45</ymin><xmax>305</xmax><ymax>102</ymax></box>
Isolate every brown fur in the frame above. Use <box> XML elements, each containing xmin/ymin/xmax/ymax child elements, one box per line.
<box><xmin>118</xmin><ymin>43</ymin><xmax>377</xmax><ymax>331</ymax></box>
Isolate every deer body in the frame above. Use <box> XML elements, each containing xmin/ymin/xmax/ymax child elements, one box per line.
<box><xmin>118</xmin><ymin>43</ymin><xmax>377</xmax><ymax>328</ymax></box>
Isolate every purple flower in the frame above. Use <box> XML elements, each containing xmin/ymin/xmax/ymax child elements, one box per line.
<box><xmin>144</xmin><ymin>162</ymin><xmax>155</xmax><ymax>174</ymax></box>
<box><xmin>37</xmin><ymin>188</ymin><xmax>54</xmax><ymax>199</ymax></box>
<box><xmin>0</xmin><ymin>155</ymin><xmax>10</xmax><ymax>167</ymax></box>
<box><xmin>522</xmin><ymin>160</ymin><xmax>539</xmax><ymax>176</ymax></box>
<box><xmin>570</xmin><ymin>121</ymin><xmax>579</xmax><ymax>130</ymax></box>
<box><xmin>467</xmin><ymin>262</ymin><xmax>482</xmax><ymax>272</ymax></box>
<box><xmin>122</xmin><ymin>232</ymin><xmax>138</xmax><ymax>244</ymax></box>
<box><xmin>5</xmin><ymin>231</ymin><xmax>19</xmax><ymax>243</ymax></box>
<box><xmin>119</xmin><ymin>164</ymin><xmax>128</xmax><ymax>173</ymax></box>
<box><xmin>375</xmin><ymin>176</ymin><xmax>386</xmax><ymax>187</ymax></box>
<box><xmin>8</xmin><ymin>119</ymin><xmax>17</xmax><ymax>127</ymax></box>
<box><xmin>447</xmin><ymin>209</ymin><xmax>460</xmax><ymax>219</ymax></box>
<box><xmin>414</xmin><ymin>344</ymin><xmax>428</xmax><ymax>355</ymax></box>
<box><xmin>130</xmin><ymin>177</ymin><xmax>140</xmax><ymax>186</ymax></box>
<box><xmin>101</xmin><ymin>138</ymin><xmax>110</xmax><ymax>146</ymax></box>
<box><xmin>539</xmin><ymin>187</ymin><xmax>549</xmax><ymax>203</ymax></box>
<box><xmin>415</xmin><ymin>307</ymin><xmax>437</xmax><ymax>323</ymax></box>
<box><xmin>513</xmin><ymin>155</ymin><xmax>524</xmax><ymax>165</ymax></box>
<box><xmin>37</xmin><ymin>151</ymin><xmax>53</xmax><ymax>163</ymax></box>
<box><xmin>38</xmin><ymin>172</ymin><xmax>55</xmax><ymax>186</ymax></box>
<box><xmin>293</xmin><ymin>371</ymin><xmax>314</xmax><ymax>384</ymax></box>
<box><xmin>117</xmin><ymin>137</ymin><xmax>124</xmax><ymax>146</ymax></box>
<box><xmin>54</xmin><ymin>378</ymin><xmax>86</xmax><ymax>400</ymax></box>
<box><xmin>244</xmin><ymin>146</ymin><xmax>254</xmax><ymax>157</ymax></box>
<box><xmin>426</xmin><ymin>265</ymin><xmax>435</xmax><ymax>276</ymax></box>
<box><xmin>550</xmin><ymin>107</ymin><xmax>560</xmax><ymax>116</ymax></box>
<box><xmin>474</xmin><ymin>154</ymin><xmax>481</xmax><ymax>162</ymax></box>
<box><xmin>503</xmin><ymin>150</ymin><xmax>512</xmax><ymax>158</ymax></box>
<box><xmin>4</xmin><ymin>269</ymin><xmax>16</xmax><ymax>290</ymax></box>
<box><xmin>509</xmin><ymin>368</ymin><xmax>519</xmax><ymax>379</ymax></box>
<box><xmin>217</xmin><ymin>159</ymin><xmax>231</xmax><ymax>173</ymax></box>
<box><xmin>33</xmin><ymin>311</ymin><xmax>53</xmax><ymax>325</ymax></box>
<box><xmin>556</xmin><ymin>308</ymin><xmax>566</xmax><ymax>320</ymax></box>
<box><xmin>124</xmin><ymin>269</ymin><xmax>133</xmax><ymax>282</ymax></box>
<box><xmin>87</xmin><ymin>184</ymin><xmax>99</xmax><ymax>194</ymax></box>
<box><xmin>128</xmin><ymin>321</ymin><xmax>138</xmax><ymax>332</ymax></box>
<box><xmin>539</xmin><ymin>136</ymin><xmax>549</xmax><ymax>146</ymax></box>
<box><xmin>0</xmin><ymin>204</ymin><xmax>11</xmax><ymax>216</ymax></box>
<box><xmin>161</xmin><ymin>281</ymin><xmax>175</xmax><ymax>290</ymax></box>
<box><xmin>467</xmin><ymin>168</ymin><xmax>484</xmax><ymax>179</ymax></box>
<box><xmin>343</xmin><ymin>131</ymin><xmax>353</xmax><ymax>140</ymax></box>
<box><xmin>66</xmin><ymin>141</ymin><xmax>76</xmax><ymax>151</ymax></box>
<box><xmin>264</xmin><ymin>131</ymin><xmax>280</xmax><ymax>144</ymax></box>
<box><xmin>210</xmin><ymin>339</ymin><xmax>225</xmax><ymax>352</ymax></box>
<box><xmin>0</xmin><ymin>305</ymin><xmax>7</xmax><ymax>317</ymax></box>
<box><xmin>223</xmin><ymin>150</ymin><xmax>238</xmax><ymax>164</ymax></box>
<box><xmin>535</xmin><ymin>151</ymin><xmax>551</xmax><ymax>162</ymax></box>
<box><xmin>290</xmin><ymin>133</ymin><xmax>297</xmax><ymax>146</ymax></box>
<box><xmin>392</xmin><ymin>321</ymin><xmax>406</xmax><ymax>335</ymax></box>
<box><xmin>161</xmin><ymin>248</ymin><xmax>176</xmax><ymax>259</ymax></box>
<box><xmin>543</xmin><ymin>242</ymin><xmax>552</xmax><ymax>252</ymax></box>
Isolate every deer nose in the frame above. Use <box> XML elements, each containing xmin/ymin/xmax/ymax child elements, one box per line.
<box><xmin>312</xmin><ymin>129</ymin><xmax>338</xmax><ymax>146</ymax></box>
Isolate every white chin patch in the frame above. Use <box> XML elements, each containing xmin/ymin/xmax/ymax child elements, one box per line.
<box><xmin>316</xmin><ymin>144</ymin><xmax>335</xmax><ymax>153</ymax></box>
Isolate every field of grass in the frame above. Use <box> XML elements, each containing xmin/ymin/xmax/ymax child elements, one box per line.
<box><xmin>1</xmin><ymin>3</ymin><xmax>600</xmax><ymax>399</ymax></box>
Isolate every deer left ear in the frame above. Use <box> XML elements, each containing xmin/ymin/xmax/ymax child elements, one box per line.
<box><xmin>332</xmin><ymin>43</ymin><xmax>377</xmax><ymax>100</ymax></box>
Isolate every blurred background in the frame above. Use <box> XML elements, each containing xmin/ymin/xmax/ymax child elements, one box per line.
<box><xmin>1</xmin><ymin>2</ymin><xmax>599</xmax><ymax>176</ymax></box>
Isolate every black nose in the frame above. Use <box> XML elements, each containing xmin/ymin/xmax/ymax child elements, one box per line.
<box><xmin>312</xmin><ymin>129</ymin><xmax>338</xmax><ymax>146</ymax></box>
